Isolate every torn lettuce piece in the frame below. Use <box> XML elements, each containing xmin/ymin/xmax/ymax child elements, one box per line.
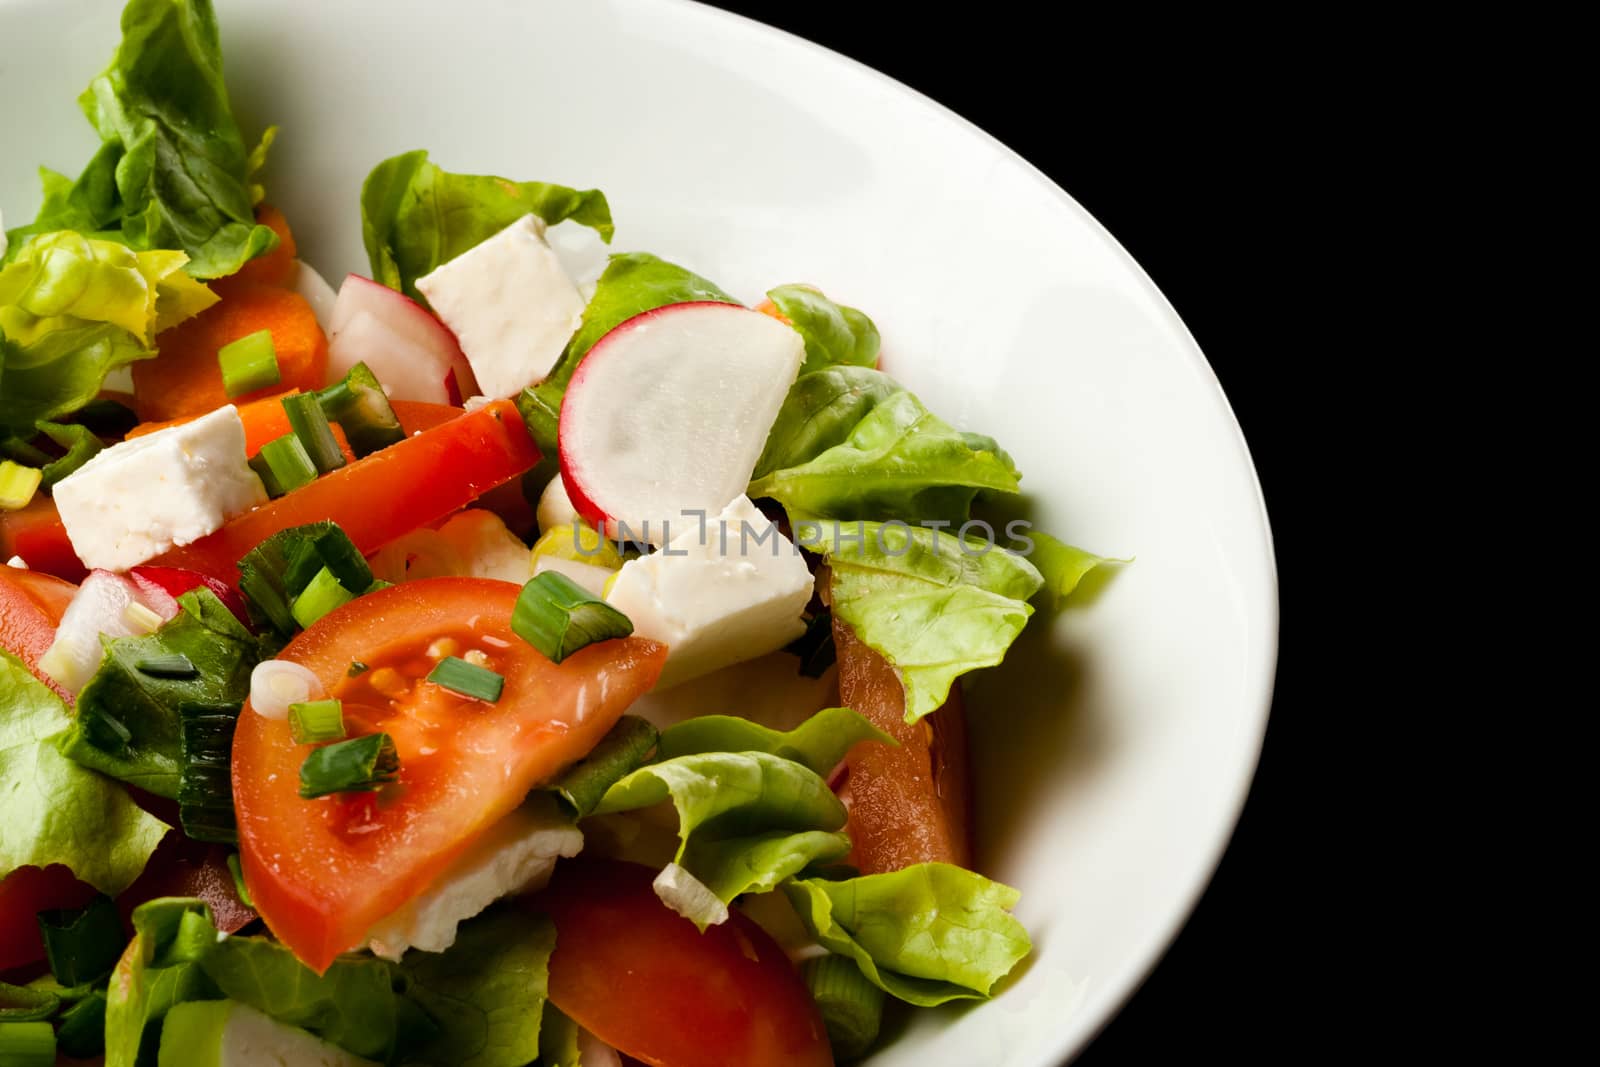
<box><xmin>783</xmin><ymin>864</ymin><xmax>1031</xmax><ymax>1006</ymax></box>
<box><xmin>654</xmin><ymin>706</ymin><xmax>893</xmax><ymax>776</ymax></box>
<box><xmin>750</xmin><ymin>389</ymin><xmax>1020</xmax><ymax>526</ymax></box>
<box><xmin>360</xmin><ymin>149</ymin><xmax>612</xmax><ymax>303</ymax></box>
<box><xmin>0</xmin><ymin>650</ymin><xmax>169</xmax><ymax>896</ymax></box>
<box><xmin>516</xmin><ymin>252</ymin><xmax>736</xmax><ymax>454</ymax></box>
<box><xmin>1023</xmin><ymin>531</ymin><xmax>1124</xmax><ymax>608</ymax></box>
<box><xmin>58</xmin><ymin>588</ymin><xmax>261</xmax><ymax>798</ymax></box>
<box><xmin>395</xmin><ymin>906</ymin><xmax>556</xmax><ymax>1067</ymax></box>
<box><xmin>74</xmin><ymin>0</ymin><xmax>279</xmax><ymax>277</ymax></box>
<box><xmin>764</xmin><ymin>284</ymin><xmax>880</xmax><ymax>375</ymax></box>
<box><xmin>818</xmin><ymin>522</ymin><xmax>1042</xmax><ymax>722</ymax></box>
<box><xmin>752</xmin><ymin>365</ymin><xmax>902</xmax><ymax>481</ymax></box>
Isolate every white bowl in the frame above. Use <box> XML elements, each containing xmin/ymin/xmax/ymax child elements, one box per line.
<box><xmin>0</xmin><ymin>1</ymin><xmax>1278</xmax><ymax>1063</ymax></box>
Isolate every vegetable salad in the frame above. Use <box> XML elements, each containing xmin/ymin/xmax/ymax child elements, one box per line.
<box><xmin>0</xmin><ymin>2</ymin><xmax>1116</xmax><ymax>1064</ymax></box>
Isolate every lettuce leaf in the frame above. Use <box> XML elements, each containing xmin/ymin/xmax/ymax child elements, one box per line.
<box><xmin>58</xmin><ymin>588</ymin><xmax>262</xmax><ymax>798</ymax></box>
<box><xmin>589</xmin><ymin>709</ymin><xmax>890</xmax><ymax>927</ymax></box>
<box><xmin>0</xmin><ymin>232</ymin><xmax>216</xmax><ymax>346</ymax></box>
<box><xmin>752</xmin><ymin>365</ymin><xmax>902</xmax><ymax>479</ymax></box>
<box><xmin>0</xmin><ymin>651</ymin><xmax>169</xmax><ymax>896</ymax></box>
<box><xmin>537</xmin><ymin>1003</ymin><xmax>582</xmax><ymax>1067</ymax></box>
<box><xmin>74</xmin><ymin>0</ymin><xmax>278</xmax><ymax>278</ymax></box>
<box><xmin>516</xmin><ymin>252</ymin><xmax>736</xmax><ymax>453</ymax></box>
<box><xmin>360</xmin><ymin>149</ymin><xmax>613</xmax><ymax>303</ymax></box>
<box><xmin>1</xmin><ymin>148</ymin><xmax>124</xmax><ymax>260</ymax></box>
<box><xmin>1024</xmin><ymin>531</ymin><xmax>1122</xmax><ymax>608</ymax></box>
<box><xmin>783</xmin><ymin>864</ymin><xmax>1031</xmax><ymax>1006</ymax></box>
<box><xmin>395</xmin><ymin>905</ymin><xmax>556</xmax><ymax>1067</ymax></box>
<box><xmin>104</xmin><ymin>899</ymin><xmax>221</xmax><ymax>1067</ymax></box>
<box><xmin>0</xmin><ymin>322</ymin><xmax>150</xmax><ymax>437</ymax></box>
<box><xmin>749</xmin><ymin>389</ymin><xmax>1021</xmax><ymax>526</ymax></box>
<box><xmin>655</xmin><ymin>706</ymin><xmax>893</xmax><ymax>775</ymax></box>
<box><xmin>765</xmin><ymin>284</ymin><xmax>880</xmax><ymax>375</ymax></box>
<box><xmin>821</xmin><ymin>523</ymin><xmax>1042</xmax><ymax>722</ymax></box>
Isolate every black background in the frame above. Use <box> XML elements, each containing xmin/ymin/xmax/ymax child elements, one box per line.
<box><xmin>698</xmin><ymin>4</ymin><xmax>1301</xmax><ymax>1063</ymax></box>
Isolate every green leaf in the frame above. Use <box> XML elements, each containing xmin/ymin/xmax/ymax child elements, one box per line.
<box><xmin>236</xmin><ymin>521</ymin><xmax>375</xmax><ymax>640</ymax></box>
<box><xmin>549</xmin><ymin>715</ymin><xmax>658</xmax><ymax>817</ymax></box>
<box><xmin>0</xmin><ymin>982</ymin><xmax>59</xmax><ymax>1022</ymax></box>
<box><xmin>752</xmin><ymin>365</ymin><xmax>903</xmax><ymax>480</ymax></box>
<box><xmin>0</xmin><ymin>231</ymin><xmax>216</xmax><ymax>346</ymax></box>
<box><xmin>750</xmin><ymin>389</ymin><xmax>1021</xmax><ymax>526</ymax></box>
<box><xmin>58</xmin><ymin>588</ymin><xmax>262</xmax><ymax>798</ymax></box>
<box><xmin>34</xmin><ymin>421</ymin><xmax>105</xmax><ymax>487</ymax></box>
<box><xmin>0</xmin><ymin>650</ymin><xmax>168</xmax><ymax>896</ymax></box>
<box><xmin>765</xmin><ymin>284</ymin><xmax>880</xmax><ymax>375</ymax></box>
<box><xmin>74</xmin><ymin>0</ymin><xmax>278</xmax><ymax>277</ymax></box>
<box><xmin>0</xmin><ymin>322</ymin><xmax>150</xmax><ymax>437</ymax></box>
<box><xmin>104</xmin><ymin>899</ymin><xmax>221</xmax><ymax>1067</ymax></box>
<box><xmin>821</xmin><ymin>523</ymin><xmax>1042</xmax><ymax>722</ymax></box>
<box><xmin>199</xmin><ymin>937</ymin><xmax>398</xmax><ymax>1061</ymax></box>
<box><xmin>782</xmin><ymin>864</ymin><xmax>1031</xmax><ymax>1006</ymax></box>
<box><xmin>2</xmin><ymin>149</ymin><xmax>124</xmax><ymax>262</ymax></box>
<box><xmin>395</xmin><ymin>906</ymin><xmax>557</xmax><ymax>1067</ymax></box>
<box><xmin>655</xmin><ymin>706</ymin><xmax>893</xmax><ymax>776</ymax></box>
<box><xmin>536</xmin><ymin>1002</ymin><xmax>582</xmax><ymax>1067</ymax></box>
<box><xmin>516</xmin><ymin>252</ymin><xmax>736</xmax><ymax>454</ymax></box>
<box><xmin>360</xmin><ymin>149</ymin><xmax>613</xmax><ymax>303</ymax></box>
<box><xmin>1023</xmin><ymin>531</ymin><xmax>1122</xmax><ymax>609</ymax></box>
<box><xmin>684</xmin><ymin>829</ymin><xmax>851</xmax><ymax>905</ymax></box>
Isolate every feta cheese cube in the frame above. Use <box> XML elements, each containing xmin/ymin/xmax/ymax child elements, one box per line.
<box><xmin>605</xmin><ymin>496</ymin><xmax>813</xmax><ymax>690</ymax></box>
<box><xmin>365</xmin><ymin>796</ymin><xmax>582</xmax><ymax>960</ymax></box>
<box><xmin>415</xmin><ymin>214</ymin><xmax>585</xmax><ymax>398</ymax></box>
<box><xmin>53</xmin><ymin>405</ymin><xmax>266</xmax><ymax>572</ymax></box>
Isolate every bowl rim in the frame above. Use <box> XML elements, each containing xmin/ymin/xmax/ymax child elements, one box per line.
<box><xmin>672</xmin><ymin>1</ymin><xmax>1281</xmax><ymax>1061</ymax></box>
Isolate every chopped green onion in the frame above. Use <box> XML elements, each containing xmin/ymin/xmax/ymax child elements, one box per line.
<box><xmin>802</xmin><ymin>954</ymin><xmax>885</xmax><ymax>1059</ymax></box>
<box><xmin>289</xmin><ymin>699</ymin><xmax>346</xmax><ymax>743</ymax></box>
<box><xmin>55</xmin><ymin>990</ymin><xmax>107</xmax><ymax>1059</ymax></box>
<box><xmin>178</xmin><ymin>701</ymin><xmax>242</xmax><ymax>845</ymax></box>
<box><xmin>426</xmin><ymin>656</ymin><xmax>504</xmax><ymax>702</ymax></box>
<box><xmin>281</xmin><ymin>392</ymin><xmax>346</xmax><ymax>474</ymax></box>
<box><xmin>290</xmin><ymin>566</ymin><xmax>355</xmax><ymax>629</ymax></box>
<box><xmin>218</xmin><ymin>329</ymin><xmax>281</xmax><ymax>398</ymax></box>
<box><xmin>0</xmin><ymin>1021</ymin><xmax>55</xmax><ymax>1067</ymax></box>
<box><xmin>226</xmin><ymin>853</ymin><xmax>256</xmax><ymax>909</ymax></box>
<box><xmin>317</xmin><ymin>362</ymin><xmax>406</xmax><ymax>457</ymax></box>
<box><xmin>513</xmin><ymin>571</ymin><xmax>633</xmax><ymax>664</ymax></box>
<box><xmin>36</xmin><ymin>421</ymin><xmax>103</xmax><ymax>487</ymax></box>
<box><xmin>0</xmin><ymin>981</ymin><xmax>58</xmax><ymax>1022</ymax></box>
<box><xmin>299</xmin><ymin>732</ymin><xmax>400</xmax><ymax>798</ymax></box>
<box><xmin>249</xmin><ymin>434</ymin><xmax>318</xmax><ymax>497</ymax></box>
<box><xmin>550</xmin><ymin>715</ymin><xmax>659</xmax><ymax>817</ymax></box>
<box><xmin>38</xmin><ymin>895</ymin><xmax>122</xmax><ymax>986</ymax></box>
<box><xmin>0</xmin><ymin>461</ymin><xmax>42</xmax><ymax>511</ymax></box>
<box><xmin>135</xmin><ymin>653</ymin><xmax>198</xmax><ymax>679</ymax></box>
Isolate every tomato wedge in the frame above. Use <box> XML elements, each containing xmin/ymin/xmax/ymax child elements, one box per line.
<box><xmin>833</xmin><ymin>617</ymin><xmax>972</xmax><ymax>873</ymax></box>
<box><xmin>0</xmin><ymin>498</ymin><xmax>86</xmax><ymax>584</ymax></box>
<box><xmin>0</xmin><ymin>567</ymin><xmax>76</xmax><ymax>697</ymax></box>
<box><xmin>233</xmin><ymin>579</ymin><xmax>666</xmax><ymax>972</ymax></box>
<box><xmin>157</xmin><ymin>399</ymin><xmax>537</xmax><ymax>585</ymax></box>
<box><xmin>529</xmin><ymin>858</ymin><xmax>833</xmax><ymax>1067</ymax></box>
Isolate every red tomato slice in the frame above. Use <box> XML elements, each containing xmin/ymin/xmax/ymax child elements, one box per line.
<box><xmin>156</xmin><ymin>399</ymin><xmax>538</xmax><ymax>585</ymax></box>
<box><xmin>233</xmin><ymin>579</ymin><xmax>667</xmax><ymax>972</ymax></box>
<box><xmin>0</xmin><ymin>865</ymin><xmax>99</xmax><ymax>973</ymax></box>
<box><xmin>129</xmin><ymin>566</ymin><xmax>252</xmax><ymax>628</ymax></box>
<box><xmin>0</xmin><ymin>498</ymin><xmax>87</xmax><ymax>584</ymax></box>
<box><xmin>528</xmin><ymin>858</ymin><xmax>833</xmax><ymax>1067</ymax></box>
<box><xmin>0</xmin><ymin>567</ymin><xmax>77</xmax><ymax>698</ymax></box>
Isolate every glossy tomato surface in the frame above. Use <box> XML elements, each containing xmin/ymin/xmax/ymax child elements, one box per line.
<box><xmin>0</xmin><ymin>567</ymin><xmax>76</xmax><ymax>697</ymax></box>
<box><xmin>531</xmin><ymin>858</ymin><xmax>833</xmax><ymax>1067</ymax></box>
<box><xmin>233</xmin><ymin>579</ymin><xmax>665</xmax><ymax>971</ymax></box>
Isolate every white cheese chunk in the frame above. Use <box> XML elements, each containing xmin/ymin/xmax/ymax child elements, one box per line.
<box><xmin>53</xmin><ymin>405</ymin><xmax>265</xmax><ymax>572</ymax></box>
<box><xmin>415</xmin><ymin>214</ymin><xmax>584</xmax><ymax>398</ymax></box>
<box><xmin>605</xmin><ymin>495</ymin><xmax>813</xmax><ymax>690</ymax></box>
<box><xmin>159</xmin><ymin>1000</ymin><xmax>377</xmax><ymax>1067</ymax></box>
<box><xmin>536</xmin><ymin>474</ymin><xmax>582</xmax><ymax>535</ymax></box>
<box><xmin>365</xmin><ymin>796</ymin><xmax>582</xmax><ymax>960</ymax></box>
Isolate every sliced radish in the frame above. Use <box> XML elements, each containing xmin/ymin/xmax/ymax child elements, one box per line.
<box><xmin>327</xmin><ymin>274</ymin><xmax>478</xmax><ymax>401</ymax></box>
<box><xmin>39</xmin><ymin>570</ymin><xmax>182</xmax><ymax>695</ymax></box>
<box><xmin>290</xmin><ymin>260</ymin><xmax>339</xmax><ymax>333</ymax></box>
<box><xmin>558</xmin><ymin>302</ymin><xmax>804</xmax><ymax>544</ymax></box>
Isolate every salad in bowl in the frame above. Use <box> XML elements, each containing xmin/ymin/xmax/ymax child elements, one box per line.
<box><xmin>0</xmin><ymin>2</ymin><xmax>1117</xmax><ymax>1064</ymax></box>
